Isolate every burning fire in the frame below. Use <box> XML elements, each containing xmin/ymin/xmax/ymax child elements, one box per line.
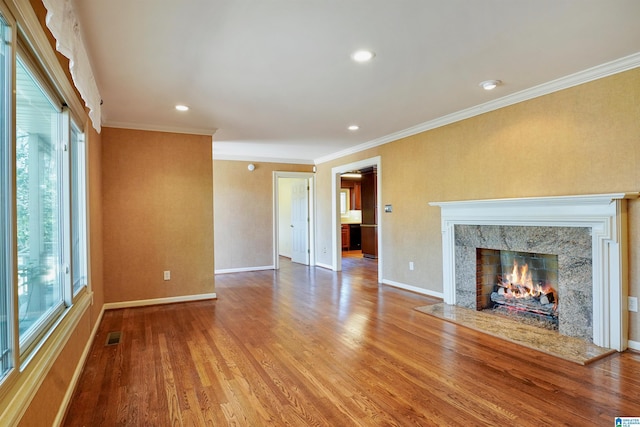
<box><xmin>498</xmin><ymin>260</ymin><xmax>557</xmax><ymax>306</ymax></box>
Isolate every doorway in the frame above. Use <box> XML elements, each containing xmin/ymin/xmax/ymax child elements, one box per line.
<box><xmin>331</xmin><ymin>156</ymin><xmax>382</xmax><ymax>282</ymax></box>
<box><xmin>273</xmin><ymin>171</ymin><xmax>316</xmax><ymax>269</ymax></box>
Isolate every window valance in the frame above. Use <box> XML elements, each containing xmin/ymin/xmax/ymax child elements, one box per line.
<box><xmin>41</xmin><ymin>0</ymin><xmax>101</xmax><ymax>132</ymax></box>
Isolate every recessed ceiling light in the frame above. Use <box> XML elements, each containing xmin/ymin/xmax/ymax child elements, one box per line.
<box><xmin>479</xmin><ymin>80</ymin><xmax>501</xmax><ymax>91</ymax></box>
<box><xmin>348</xmin><ymin>125</ymin><xmax>360</xmax><ymax>131</ymax></box>
<box><xmin>351</xmin><ymin>50</ymin><xmax>375</xmax><ymax>62</ymax></box>
<box><xmin>175</xmin><ymin>104</ymin><xmax>189</xmax><ymax>111</ymax></box>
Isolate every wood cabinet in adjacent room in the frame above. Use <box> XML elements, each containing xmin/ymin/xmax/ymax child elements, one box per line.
<box><xmin>341</xmin><ymin>224</ymin><xmax>361</xmax><ymax>251</ymax></box>
<box><xmin>341</xmin><ymin>224</ymin><xmax>350</xmax><ymax>250</ymax></box>
<box><xmin>360</xmin><ymin>167</ymin><xmax>377</xmax><ymax>259</ymax></box>
<box><xmin>348</xmin><ymin>224</ymin><xmax>361</xmax><ymax>250</ymax></box>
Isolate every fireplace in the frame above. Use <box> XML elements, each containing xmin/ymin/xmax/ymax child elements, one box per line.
<box><xmin>430</xmin><ymin>193</ymin><xmax>637</xmax><ymax>351</ymax></box>
<box><xmin>455</xmin><ymin>224</ymin><xmax>592</xmax><ymax>339</ymax></box>
<box><xmin>477</xmin><ymin>249</ymin><xmax>558</xmax><ymax>329</ymax></box>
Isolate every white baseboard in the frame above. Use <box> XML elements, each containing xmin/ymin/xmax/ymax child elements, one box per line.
<box><xmin>628</xmin><ymin>340</ymin><xmax>640</xmax><ymax>351</ymax></box>
<box><xmin>382</xmin><ymin>279</ymin><xmax>444</xmax><ymax>299</ymax></box>
<box><xmin>215</xmin><ymin>265</ymin><xmax>274</xmax><ymax>274</ymax></box>
<box><xmin>315</xmin><ymin>262</ymin><xmax>334</xmax><ymax>270</ymax></box>
<box><xmin>54</xmin><ymin>303</ymin><xmax>105</xmax><ymax>426</ymax></box>
<box><xmin>103</xmin><ymin>293</ymin><xmax>217</xmax><ymax>310</ymax></box>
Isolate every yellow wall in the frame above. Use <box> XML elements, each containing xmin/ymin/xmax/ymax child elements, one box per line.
<box><xmin>213</xmin><ymin>160</ymin><xmax>313</xmax><ymax>271</ymax></box>
<box><xmin>316</xmin><ymin>68</ymin><xmax>640</xmax><ymax>342</ymax></box>
<box><xmin>102</xmin><ymin>127</ymin><xmax>215</xmax><ymax>303</ymax></box>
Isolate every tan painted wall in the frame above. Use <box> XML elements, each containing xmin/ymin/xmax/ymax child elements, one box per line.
<box><xmin>214</xmin><ymin>161</ymin><xmax>313</xmax><ymax>271</ymax></box>
<box><xmin>102</xmin><ymin>127</ymin><xmax>214</xmax><ymax>302</ymax></box>
<box><xmin>316</xmin><ymin>68</ymin><xmax>640</xmax><ymax>342</ymax></box>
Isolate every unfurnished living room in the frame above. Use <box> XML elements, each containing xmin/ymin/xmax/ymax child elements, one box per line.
<box><xmin>1</xmin><ymin>0</ymin><xmax>640</xmax><ymax>426</ymax></box>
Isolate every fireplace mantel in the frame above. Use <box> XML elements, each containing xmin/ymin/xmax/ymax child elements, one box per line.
<box><xmin>429</xmin><ymin>193</ymin><xmax>638</xmax><ymax>351</ymax></box>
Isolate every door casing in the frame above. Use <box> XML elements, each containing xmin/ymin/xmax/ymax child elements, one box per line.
<box><xmin>273</xmin><ymin>171</ymin><xmax>316</xmax><ymax>269</ymax></box>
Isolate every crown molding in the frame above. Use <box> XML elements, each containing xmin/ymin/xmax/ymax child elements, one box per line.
<box><xmin>213</xmin><ymin>153</ymin><xmax>315</xmax><ymax>165</ymax></box>
<box><xmin>104</xmin><ymin>121</ymin><xmax>217</xmax><ymax>137</ymax></box>
<box><xmin>315</xmin><ymin>52</ymin><xmax>640</xmax><ymax>165</ymax></box>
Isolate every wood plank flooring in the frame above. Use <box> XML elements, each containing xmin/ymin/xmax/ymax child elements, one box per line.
<box><xmin>63</xmin><ymin>257</ymin><xmax>640</xmax><ymax>426</ymax></box>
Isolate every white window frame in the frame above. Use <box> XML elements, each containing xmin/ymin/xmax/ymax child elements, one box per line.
<box><xmin>0</xmin><ymin>0</ymin><xmax>89</xmax><ymax>389</ymax></box>
<box><xmin>0</xmin><ymin>3</ymin><xmax>15</xmax><ymax>385</ymax></box>
<box><xmin>0</xmin><ymin>5</ymin><xmax>92</xmax><ymax>423</ymax></box>
<box><xmin>70</xmin><ymin>119</ymin><xmax>87</xmax><ymax>296</ymax></box>
<box><xmin>15</xmin><ymin>49</ymin><xmax>68</xmax><ymax>358</ymax></box>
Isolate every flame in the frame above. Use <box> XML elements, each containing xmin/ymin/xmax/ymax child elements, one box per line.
<box><xmin>499</xmin><ymin>260</ymin><xmax>556</xmax><ymax>302</ymax></box>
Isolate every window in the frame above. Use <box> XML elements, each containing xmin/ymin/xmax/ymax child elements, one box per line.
<box><xmin>15</xmin><ymin>54</ymin><xmax>67</xmax><ymax>352</ymax></box>
<box><xmin>71</xmin><ymin>122</ymin><xmax>87</xmax><ymax>295</ymax></box>
<box><xmin>0</xmin><ymin>0</ymin><xmax>89</xmax><ymax>392</ymax></box>
<box><xmin>0</xmin><ymin>12</ymin><xmax>12</xmax><ymax>381</ymax></box>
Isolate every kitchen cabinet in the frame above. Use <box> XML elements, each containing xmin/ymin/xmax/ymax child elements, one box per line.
<box><xmin>341</xmin><ymin>224</ymin><xmax>350</xmax><ymax>250</ymax></box>
<box><xmin>361</xmin><ymin>168</ymin><xmax>377</xmax><ymax>258</ymax></box>
<box><xmin>348</xmin><ymin>224</ymin><xmax>361</xmax><ymax>250</ymax></box>
<box><xmin>361</xmin><ymin>225</ymin><xmax>377</xmax><ymax>259</ymax></box>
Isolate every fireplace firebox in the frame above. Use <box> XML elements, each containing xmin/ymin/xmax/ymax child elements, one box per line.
<box><xmin>477</xmin><ymin>249</ymin><xmax>559</xmax><ymax>329</ymax></box>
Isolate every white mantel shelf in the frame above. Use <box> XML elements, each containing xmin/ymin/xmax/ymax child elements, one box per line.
<box><xmin>429</xmin><ymin>192</ymin><xmax>639</xmax><ymax>351</ymax></box>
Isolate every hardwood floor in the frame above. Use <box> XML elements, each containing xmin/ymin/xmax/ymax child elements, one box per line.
<box><xmin>63</xmin><ymin>258</ymin><xmax>640</xmax><ymax>426</ymax></box>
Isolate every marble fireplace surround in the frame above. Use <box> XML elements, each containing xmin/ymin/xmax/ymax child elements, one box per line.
<box><xmin>430</xmin><ymin>193</ymin><xmax>638</xmax><ymax>351</ymax></box>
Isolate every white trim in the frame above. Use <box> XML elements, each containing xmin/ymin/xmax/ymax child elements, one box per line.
<box><xmin>382</xmin><ymin>279</ymin><xmax>444</xmax><ymax>299</ymax></box>
<box><xmin>273</xmin><ymin>171</ymin><xmax>316</xmax><ymax>270</ymax></box>
<box><xmin>331</xmin><ymin>156</ymin><xmax>382</xmax><ymax>282</ymax></box>
<box><xmin>0</xmin><ymin>292</ymin><xmax>91</xmax><ymax>426</ymax></box>
<box><xmin>315</xmin><ymin>52</ymin><xmax>640</xmax><ymax>165</ymax></box>
<box><xmin>103</xmin><ymin>293</ymin><xmax>217</xmax><ymax>310</ymax></box>
<box><xmin>315</xmin><ymin>262</ymin><xmax>333</xmax><ymax>270</ymax></box>
<box><xmin>215</xmin><ymin>266</ymin><xmax>274</xmax><ymax>274</ymax></box>
<box><xmin>53</xmin><ymin>304</ymin><xmax>104</xmax><ymax>427</ymax></box>
<box><xmin>429</xmin><ymin>193</ymin><xmax>638</xmax><ymax>351</ymax></box>
<box><xmin>214</xmin><ymin>153</ymin><xmax>314</xmax><ymax>165</ymax></box>
<box><xmin>105</xmin><ymin>122</ymin><xmax>216</xmax><ymax>138</ymax></box>
<box><xmin>628</xmin><ymin>340</ymin><xmax>640</xmax><ymax>352</ymax></box>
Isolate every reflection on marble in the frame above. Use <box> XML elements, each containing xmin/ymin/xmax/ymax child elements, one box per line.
<box><xmin>415</xmin><ymin>303</ymin><xmax>615</xmax><ymax>365</ymax></box>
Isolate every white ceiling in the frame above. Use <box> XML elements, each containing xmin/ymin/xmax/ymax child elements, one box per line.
<box><xmin>72</xmin><ymin>0</ymin><xmax>640</xmax><ymax>164</ymax></box>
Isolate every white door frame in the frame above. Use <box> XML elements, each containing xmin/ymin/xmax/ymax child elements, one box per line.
<box><xmin>331</xmin><ymin>156</ymin><xmax>382</xmax><ymax>282</ymax></box>
<box><xmin>273</xmin><ymin>171</ymin><xmax>316</xmax><ymax>269</ymax></box>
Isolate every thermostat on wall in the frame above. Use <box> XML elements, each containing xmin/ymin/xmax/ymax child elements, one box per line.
<box><xmin>384</xmin><ymin>204</ymin><xmax>393</xmax><ymax>213</ymax></box>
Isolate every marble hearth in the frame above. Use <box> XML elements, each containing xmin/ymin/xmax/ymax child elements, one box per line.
<box><xmin>430</xmin><ymin>193</ymin><xmax>638</xmax><ymax>351</ymax></box>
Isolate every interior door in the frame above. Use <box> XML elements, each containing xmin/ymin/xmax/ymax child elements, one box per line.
<box><xmin>290</xmin><ymin>178</ymin><xmax>309</xmax><ymax>265</ymax></box>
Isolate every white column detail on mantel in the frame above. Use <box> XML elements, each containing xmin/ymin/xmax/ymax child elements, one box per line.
<box><xmin>429</xmin><ymin>193</ymin><xmax>638</xmax><ymax>351</ymax></box>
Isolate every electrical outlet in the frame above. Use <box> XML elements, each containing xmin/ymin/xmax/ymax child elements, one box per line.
<box><xmin>163</xmin><ymin>271</ymin><xmax>171</xmax><ymax>281</ymax></box>
<box><xmin>409</xmin><ymin>261</ymin><xmax>414</xmax><ymax>271</ymax></box>
<box><xmin>629</xmin><ymin>296</ymin><xmax>638</xmax><ymax>313</ymax></box>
